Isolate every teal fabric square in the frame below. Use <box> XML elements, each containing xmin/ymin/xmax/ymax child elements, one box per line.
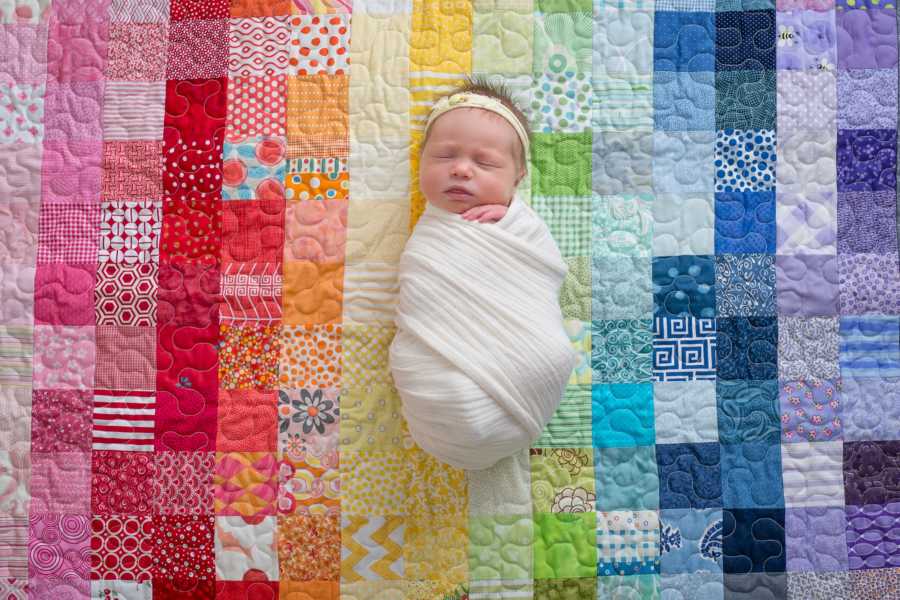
<box><xmin>592</xmin><ymin>383</ymin><xmax>655</xmax><ymax>448</ymax></box>
<box><xmin>592</xmin><ymin>194</ymin><xmax>653</xmax><ymax>256</ymax></box>
<box><xmin>592</xmin><ymin>319</ymin><xmax>654</xmax><ymax>383</ymax></box>
<box><xmin>596</xmin><ymin>445</ymin><xmax>660</xmax><ymax>510</ymax></box>
<box><xmin>592</xmin><ymin>255</ymin><xmax>653</xmax><ymax>320</ymax></box>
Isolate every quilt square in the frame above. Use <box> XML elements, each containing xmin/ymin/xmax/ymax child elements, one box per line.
<box><xmin>285</xmin><ymin>156</ymin><xmax>348</xmax><ymax>202</ymax></box>
<box><xmin>92</xmin><ymin>390</ymin><xmax>157</xmax><ymax>453</ymax></box>
<box><xmin>0</xmin><ymin>83</ymin><xmax>43</xmax><ymax>143</ymax></box>
<box><xmin>284</xmin><ymin>198</ymin><xmax>347</xmax><ymax>263</ymax></box>
<box><xmin>95</xmin><ymin>263</ymin><xmax>158</xmax><ymax>327</ymax></box>
<box><xmin>44</xmin><ymin>80</ymin><xmax>103</xmax><ymax>142</ymax></box>
<box><xmin>591</xmin><ymin>319</ymin><xmax>653</xmax><ymax>383</ymax></box>
<box><xmin>33</xmin><ymin>324</ymin><xmax>96</xmax><ymax>390</ymax></box>
<box><xmin>715</xmin><ymin>70</ymin><xmax>776</xmax><ymax>131</ymax></box>
<box><xmin>843</xmin><ymin>440</ymin><xmax>900</xmax><ymax>505</ymax></box>
<box><xmin>170</xmin><ymin>0</ymin><xmax>228</xmax><ymax>20</ymax></box>
<box><xmin>530</xmin><ymin>71</ymin><xmax>592</xmax><ymax>133</ymax></box>
<box><xmin>593</xmin><ymin>131</ymin><xmax>654</xmax><ymax>195</ymax></box>
<box><xmin>840</xmin><ymin>376</ymin><xmax>899</xmax><ymax>442</ymax></box>
<box><xmin>34</xmin><ymin>263</ymin><xmax>96</xmax><ymax>326</ymax></box>
<box><xmin>166</xmin><ymin>20</ymin><xmax>228</xmax><ymax>80</ymax></box>
<box><xmin>91</xmin><ymin>450</ymin><xmax>155</xmax><ymax>515</ymax></box>
<box><xmin>845</xmin><ymin>502</ymin><xmax>900</xmax><ymax>571</ymax></box>
<box><xmin>219</xmin><ymin>263</ymin><xmax>283</xmax><ymax>322</ymax></box>
<box><xmin>653</xmin><ymin>70</ymin><xmax>715</xmax><ymax>131</ymax></box>
<box><xmin>530</xmin><ymin>447</ymin><xmax>595</xmax><ymax>513</ymax></box>
<box><xmin>652</xmin><ymin>193</ymin><xmax>715</xmax><ymax>256</ymax></box>
<box><xmin>653</xmin><ymin>11</ymin><xmax>716</xmax><ymax>72</ymax></box>
<box><xmin>41</xmin><ymin>139</ymin><xmax>102</xmax><ymax>203</ymax></box>
<box><xmin>29</xmin><ymin>452</ymin><xmax>91</xmax><ymax>513</ymax></box>
<box><xmin>286</xmin><ymin>74</ymin><xmax>349</xmax><ymax>156</ymax></box>
<box><xmin>652</xmin><ymin>255</ymin><xmax>716</xmax><ymax>318</ymax></box>
<box><xmin>101</xmin><ymin>141</ymin><xmax>163</xmax><ymax>201</ymax></box>
<box><xmin>278</xmin><ymin>514</ymin><xmax>340</xmax><ymax>580</ymax></box>
<box><xmin>533</xmin><ymin>11</ymin><xmax>593</xmax><ymax>75</ymax></box>
<box><xmin>159</xmin><ymin>195</ymin><xmax>222</xmax><ymax>265</ymax></box>
<box><xmin>532</xmin><ymin>132</ymin><xmax>593</xmax><ymax>197</ymax></box>
<box><xmin>716</xmin><ymin>380</ymin><xmax>780</xmax><ymax>445</ymax></box>
<box><xmin>716</xmin><ymin>316</ymin><xmax>778</xmax><ymax>380</ymax></box>
<box><xmin>837</xmin><ymin>69</ymin><xmax>897</xmax><ymax>131</ymax></box>
<box><xmin>838</xmin><ymin>316</ymin><xmax>900</xmax><ymax>380</ymax></box>
<box><xmin>288</xmin><ymin>14</ymin><xmax>350</xmax><ymax>76</ymax></box>
<box><xmin>785</xmin><ymin>506</ymin><xmax>849</xmax><ymax>572</ymax></box>
<box><xmin>838</xmin><ymin>253</ymin><xmax>900</xmax><ymax>315</ymax></box>
<box><xmin>656</xmin><ymin>443</ymin><xmax>723</xmax><ymax>509</ymax></box>
<box><xmin>91</xmin><ymin>516</ymin><xmax>154</xmax><ymax>582</ymax></box>
<box><xmin>153</xmin><ymin>451</ymin><xmax>215</xmax><ymax>514</ymax></box>
<box><xmin>836</xmin><ymin>8</ymin><xmax>898</xmax><ymax>69</ymax></box>
<box><xmin>776</xmin><ymin>254</ymin><xmax>839</xmax><ymax>316</ymax></box>
<box><xmin>779</xmin><ymin>315</ymin><xmax>840</xmax><ymax>381</ymax></box>
<box><xmin>106</xmin><ymin>23</ymin><xmax>168</xmax><ymax>81</ymax></box>
<box><xmin>781</xmin><ymin>440</ymin><xmax>845</xmax><ymax>507</ymax></box>
<box><xmin>94</xmin><ymin>327</ymin><xmax>157</xmax><ymax>392</ymax></box>
<box><xmin>596</xmin><ymin>510</ymin><xmax>660</xmax><ymax>576</ymax></box>
<box><xmin>278</xmin><ymin>452</ymin><xmax>340</xmax><ymax>515</ymax></box>
<box><xmin>721</xmin><ymin>442</ymin><xmax>785</xmax><ymax>508</ymax></box>
<box><xmin>715</xmin><ymin>254</ymin><xmax>775</xmax><ymax>316</ymax></box>
<box><xmin>659</xmin><ymin>508</ymin><xmax>724</xmax><ymax>573</ymax></box>
<box><xmin>837</xmin><ymin>129</ymin><xmax>897</xmax><ymax>193</ymax></box>
<box><xmin>30</xmin><ymin>390</ymin><xmax>92</xmax><ymax>453</ymax></box>
<box><xmin>228</xmin><ymin>16</ymin><xmax>290</xmax><ymax>76</ymax></box>
<box><xmin>468</xmin><ymin>513</ymin><xmax>535</xmax><ymax>581</ymax></box>
<box><xmin>231</xmin><ymin>0</ymin><xmax>291</xmax><ymax>16</ymax></box>
<box><xmin>595</xmin><ymin>445</ymin><xmax>660</xmax><ymax>510</ymax></box>
<box><xmin>0</xmin><ymin>24</ymin><xmax>48</xmax><ymax>86</ymax></box>
<box><xmin>213</xmin><ymin>451</ymin><xmax>278</xmax><ymax>516</ymax></box>
<box><xmin>281</xmin><ymin>261</ymin><xmax>344</xmax><ymax>325</ymax></box>
<box><xmin>215</xmin><ymin>516</ymin><xmax>278</xmax><ymax>580</ymax></box>
<box><xmin>531</xmin><ymin>195</ymin><xmax>591</xmax><ymax>258</ymax></box>
<box><xmin>715</xmin><ymin>10</ymin><xmax>776</xmax><ymax>70</ymax></box>
<box><xmin>156</xmin><ymin>262</ymin><xmax>220</xmax><ymax>328</ymax></box>
<box><xmin>776</xmin><ymin>129</ymin><xmax>837</xmax><ymax>196</ymax></box>
<box><xmin>652</xmin><ymin>130</ymin><xmax>716</xmax><ymax>194</ymax></box>
<box><xmin>46</xmin><ymin>20</ymin><xmax>108</xmax><ymax>83</ymax></box>
<box><xmin>219</xmin><ymin>323</ymin><xmax>280</xmax><ymax>390</ymax></box>
<box><xmin>222</xmin><ymin>199</ymin><xmax>284</xmax><ymax>263</ymax></box>
<box><xmin>150</xmin><ymin>515</ymin><xmax>216</xmax><ymax>588</ymax></box>
<box><xmin>653</xmin><ymin>317</ymin><xmax>717</xmax><ymax>381</ymax></box>
<box><xmin>560</xmin><ymin>256</ymin><xmax>590</xmax><ymax>321</ymax></box>
<box><xmin>279</xmin><ymin>324</ymin><xmax>342</xmax><ymax>389</ymax></box>
<box><xmin>592</xmin><ymin>194</ymin><xmax>652</xmax><ymax>257</ymax></box>
<box><xmin>591</xmin><ymin>384</ymin><xmax>655</xmax><ymax>448</ymax></box>
<box><xmin>776</xmin><ymin>191</ymin><xmax>837</xmax><ymax>254</ymax></box>
<box><xmin>217</xmin><ymin>390</ymin><xmax>278</xmax><ymax>452</ymax></box>
<box><xmin>838</xmin><ymin>191</ymin><xmax>898</xmax><ymax>254</ymax></box>
<box><xmin>775</xmin><ymin>10</ymin><xmax>837</xmax><ymax>71</ymax></box>
<box><xmin>593</xmin><ymin>255</ymin><xmax>653</xmax><ymax>320</ymax></box>
<box><xmin>721</xmin><ymin>508</ymin><xmax>786</xmax><ymax>573</ymax></box>
<box><xmin>100</xmin><ymin>200</ymin><xmax>162</xmax><ymax>264</ymax></box>
<box><xmin>777</xmin><ymin>70</ymin><xmax>836</xmax><ymax>132</ymax></box>
<box><xmin>654</xmin><ymin>381</ymin><xmax>719</xmax><ymax>444</ymax></box>
<box><xmin>780</xmin><ymin>379</ymin><xmax>843</xmax><ymax>443</ymax></box>
<box><xmin>27</xmin><ymin>514</ymin><xmax>91</xmax><ymax>596</ymax></box>
<box><xmin>533</xmin><ymin>512</ymin><xmax>597</xmax><ymax>579</ymax></box>
<box><xmin>714</xmin><ymin>132</ymin><xmax>777</xmax><ymax>193</ymax></box>
<box><xmin>103</xmin><ymin>81</ymin><xmax>166</xmax><ymax>141</ymax></box>
<box><xmin>226</xmin><ymin>75</ymin><xmax>287</xmax><ymax>138</ymax></box>
<box><xmin>222</xmin><ymin>136</ymin><xmax>287</xmax><ymax>200</ymax></box>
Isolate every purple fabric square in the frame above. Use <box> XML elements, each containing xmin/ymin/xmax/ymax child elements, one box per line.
<box><xmin>780</xmin><ymin>379</ymin><xmax>842</xmax><ymax>443</ymax></box>
<box><xmin>0</xmin><ymin>24</ymin><xmax>49</xmax><ymax>87</ymax></box>
<box><xmin>842</xmin><ymin>377</ymin><xmax>900</xmax><ymax>441</ymax></box>
<box><xmin>845</xmin><ymin>502</ymin><xmax>900</xmax><ymax>570</ymax></box>
<box><xmin>776</xmin><ymin>11</ymin><xmax>837</xmax><ymax>71</ymax></box>
<box><xmin>844</xmin><ymin>441</ymin><xmax>900</xmax><ymax>505</ymax></box>
<box><xmin>776</xmin><ymin>254</ymin><xmax>839</xmax><ymax>316</ymax></box>
<box><xmin>836</xmin><ymin>8</ymin><xmax>898</xmax><ymax>70</ymax></box>
<box><xmin>837</xmin><ymin>129</ymin><xmax>897</xmax><ymax>192</ymax></box>
<box><xmin>786</xmin><ymin>507</ymin><xmax>850</xmax><ymax>572</ymax></box>
<box><xmin>46</xmin><ymin>20</ymin><xmax>109</xmax><ymax>83</ymax></box>
<box><xmin>41</xmin><ymin>139</ymin><xmax>102</xmax><ymax>203</ymax></box>
<box><xmin>838</xmin><ymin>191</ymin><xmax>898</xmax><ymax>254</ymax></box>
<box><xmin>837</xmin><ymin>69</ymin><xmax>897</xmax><ymax>131</ymax></box>
<box><xmin>43</xmin><ymin>79</ymin><xmax>104</xmax><ymax>142</ymax></box>
<box><xmin>838</xmin><ymin>253</ymin><xmax>900</xmax><ymax>315</ymax></box>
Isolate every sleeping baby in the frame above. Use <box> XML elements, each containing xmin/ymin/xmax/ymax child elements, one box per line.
<box><xmin>388</xmin><ymin>77</ymin><xmax>579</xmax><ymax>471</ymax></box>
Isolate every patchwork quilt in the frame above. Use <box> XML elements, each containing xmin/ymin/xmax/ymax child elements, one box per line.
<box><xmin>1</xmin><ymin>0</ymin><xmax>899</xmax><ymax>598</ymax></box>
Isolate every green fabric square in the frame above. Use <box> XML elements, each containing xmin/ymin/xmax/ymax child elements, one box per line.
<box><xmin>473</xmin><ymin>3</ymin><xmax>534</xmax><ymax>75</ymax></box>
<box><xmin>532</xmin><ymin>132</ymin><xmax>593</xmax><ymax>197</ymax></box>
<box><xmin>560</xmin><ymin>256</ymin><xmax>591</xmax><ymax>321</ymax></box>
<box><xmin>591</xmin><ymin>319</ymin><xmax>653</xmax><ymax>383</ymax></box>
<box><xmin>596</xmin><ymin>445</ymin><xmax>660</xmax><ymax>510</ymax></box>
<box><xmin>468</xmin><ymin>514</ymin><xmax>534</xmax><ymax>581</ymax></box>
<box><xmin>530</xmin><ymin>447</ymin><xmax>595</xmax><ymax>513</ymax></box>
<box><xmin>537</xmin><ymin>0</ymin><xmax>595</xmax><ymax>11</ymax></box>
<box><xmin>534</xmin><ymin>576</ymin><xmax>598</xmax><ymax>599</ymax></box>
<box><xmin>597</xmin><ymin>574</ymin><xmax>661</xmax><ymax>598</ymax></box>
<box><xmin>533</xmin><ymin>512</ymin><xmax>598</xmax><ymax>579</ymax></box>
<box><xmin>533</xmin><ymin>11</ymin><xmax>593</xmax><ymax>75</ymax></box>
<box><xmin>532</xmin><ymin>196</ymin><xmax>591</xmax><ymax>257</ymax></box>
<box><xmin>535</xmin><ymin>384</ymin><xmax>592</xmax><ymax>447</ymax></box>
<box><xmin>593</xmin><ymin>194</ymin><xmax>653</xmax><ymax>256</ymax></box>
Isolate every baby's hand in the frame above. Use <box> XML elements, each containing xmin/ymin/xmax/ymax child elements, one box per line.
<box><xmin>461</xmin><ymin>204</ymin><xmax>508</xmax><ymax>223</ymax></box>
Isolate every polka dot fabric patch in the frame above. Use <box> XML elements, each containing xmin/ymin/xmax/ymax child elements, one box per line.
<box><xmin>715</xmin><ymin>129</ymin><xmax>777</xmax><ymax>192</ymax></box>
<box><xmin>288</xmin><ymin>14</ymin><xmax>350</xmax><ymax>76</ymax></box>
<box><xmin>226</xmin><ymin>75</ymin><xmax>287</xmax><ymax>138</ymax></box>
<box><xmin>278</xmin><ymin>324</ymin><xmax>342</xmax><ymax>389</ymax></box>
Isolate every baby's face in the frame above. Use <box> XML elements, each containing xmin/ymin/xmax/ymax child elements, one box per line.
<box><xmin>419</xmin><ymin>107</ymin><xmax>526</xmax><ymax>214</ymax></box>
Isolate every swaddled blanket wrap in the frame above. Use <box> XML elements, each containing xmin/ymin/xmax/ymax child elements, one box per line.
<box><xmin>389</xmin><ymin>196</ymin><xmax>578</xmax><ymax>470</ymax></box>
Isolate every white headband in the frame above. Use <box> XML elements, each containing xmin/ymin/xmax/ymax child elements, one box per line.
<box><xmin>424</xmin><ymin>92</ymin><xmax>530</xmax><ymax>158</ymax></box>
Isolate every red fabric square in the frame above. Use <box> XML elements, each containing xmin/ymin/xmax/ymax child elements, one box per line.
<box><xmin>34</xmin><ymin>263</ymin><xmax>97</xmax><ymax>326</ymax></box>
<box><xmin>170</xmin><ymin>0</ymin><xmax>228</xmax><ymax>21</ymax></box>
<box><xmin>153</xmin><ymin>451</ymin><xmax>215</xmax><ymax>514</ymax></box>
<box><xmin>150</xmin><ymin>515</ymin><xmax>215</xmax><ymax>589</ymax></box>
<box><xmin>163</xmin><ymin>79</ymin><xmax>227</xmax><ymax>146</ymax></box>
<box><xmin>153</xmin><ymin>578</ymin><xmax>215</xmax><ymax>600</ymax></box>
<box><xmin>166</xmin><ymin>20</ymin><xmax>227</xmax><ymax>80</ymax></box>
<box><xmin>31</xmin><ymin>390</ymin><xmax>93</xmax><ymax>453</ymax></box>
<box><xmin>94</xmin><ymin>262</ymin><xmax>158</xmax><ymax>326</ymax></box>
<box><xmin>221</xmin><ymin>199</ymin><xmax>285</xmax><ymax>263</ymax></box>
<box><xmin>46</xmin><ymin>20</ymin><xmax>109</xmax><ymax>83</ymax></box>
<box><xmin>91</xmin><ymin>450</ymin><xmax>155</xmax><ymax>515</ymax></box>
<box><xmin>220</xmin><ymin>262</ymin><xmax>282</xmax><ymax>323</ymax></box>
<box><xmin>214</xmin><ymin>581</ymin><xmax>278</xmax><ymax>600</ymax></box>
<box><xmin>101</xmin><ymin>141</ymin><xmax>164</xmax><ymax>200</ymax></box>
<box><xmin>217</xmin><ymin>390</ymin><xmax>278</xmax><ymax>452</ymax></box>
<box><xmin>90</xmin><ymin>516</ymin><xmax>154</xmax><ymax>582</ymax></box>
<box><xmin>160</xmin><ymin>195</ymin><xmax>223</xmax><ymax>266</ymax></box>
<box><xmin>226</xmin><ymin>75</ymin><xmax>287</xmax><ymax>138</ymax></box>
<box><xmin>157</xmin><ymin>262</ymin><xmax>220</xmax><ymax>327</ymax></box>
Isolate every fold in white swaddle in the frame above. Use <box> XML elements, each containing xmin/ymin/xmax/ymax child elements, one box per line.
<box><xmin>389</xmin><ymin>195</ymin><xmax>578</xmax><ymax>471</ymax></box>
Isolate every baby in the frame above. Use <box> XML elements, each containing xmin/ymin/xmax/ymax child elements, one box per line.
<box><xmin>417</xmin><ymin>77</ymin><xmax>531</xmax><ymax>223</ymax></box>
<box><xmin>390</xmin><ymin>78</ymin><xmax>576</xmax><ymax>471</ymax></box>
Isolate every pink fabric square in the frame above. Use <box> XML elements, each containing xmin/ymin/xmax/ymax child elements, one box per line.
<box><xmin>101</xmin><ymin>141</ymin><xmax>163</xmax><ymax>200</ymax></box>
<box><xmin>0</xmin><ymin>24</ymin><xmax>48</xmax><ymax>87</ymax></box>
<box><xmin>284</xmin><ymin>198</ymin><xmax>347</xmax><ymax>262</ymax></box>
<box><xmin>0</xmin><ymin>142</ymin><xmax>42</xmax><ymax>204</ymax></box>
<box><xmin>0</xmin><ymin>517</ymin><xmax>27</xmax><ymax>578</ymax></box>
<box><xmin>106</xmin><ymin>23</ymin><xmax>168</xmax><ymax>81</ymax></box>
<box><xmin>0</xmin><ymin>263</ymin><xmax>35</xmax><ymax>324</ymax></box>
<box><xmin>46</xmin><ymin>20</ymin><xmax>109</xmax><ymax>83</ymax></box>
<box><xmin>31</xmin><ymin>390</ymin><xmax>93</xmax><ymax>453</ymax></box>
<box><xmin>166</xmin><ymin>20</ymin><xmax>228</xmax><ymax>80</ymax></box>
<box><xmin>33</xmin><ymin>325</ymin><xmax>96</xmax><ymax>390</ymax></box>
<box><xmin>29</xmin><ymin>453</ymin><xmax>92</xmax><ymax>513</ymax></box>
<box><xmin>0</xmin><ymin>202</ymin><xmax>39</xmax><ymax>262</ymax></box>
<box><xmin>95</xmin><ymin>325</ymin><xmax>156</xmax><ymax>391</ymax></box>
<box><xmin>41</xmin><ymin>139</ymin><xmax>102</xmax><ymax>203</ymax></box>
<box><xmin>50</xmin><ymin>0</ymin><xmax>112</xmax><ymax>23</ymax></box>
<box><xmin>28</xmin><ymin>513</ymin><xmax>90</xmax><ymax>596</ymax></box>
<box><xmin>153</xmin><ymin>451</ymin><xmax>215</xmax><ymax>514</ymax></box>
<box><xmin>33</xmin><ymin>263</ymin><xmax>96</xmax><ymax>326</ymax></box>
<box><xmin>43</xmin><ymin>79</ymin><xmax>104</xmax><ymax>141</ymax></box>
<box><xmin>36</xmin><ymin>203</ymin><xmax>100</xmax><ymax>264</ymax></box>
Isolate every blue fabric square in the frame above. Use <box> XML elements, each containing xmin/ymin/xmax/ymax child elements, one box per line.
<box><xmin>653</xmin><ymin>70</ymin><xmax>715</xmax><ymax>131</ymax></box>
<box><xmin>596</xmin><ymin>446</ymin><xmax>660</xmax><ymax>510</ymax></box>
<box><xmin>654</xmin><ymin>11</ymin><xmax>716</xmax><ymax>72</ymax></box>
<box><xmin>592</xmin><ymin>384</ymin><xmax>656</xmax><ymax>448</ymax></box>
<box><xmin>659</xmin><ymin>508</ymin><xmax>724</xmax><ymax>574</ymax></box>
<box><xmin>837</xmin><ymin>129</ymin><xmax>898</xmax><ymax>192</ymax></box>
<box><xmin>653</xmin><ymin>317</ymin><xmax>717</xmax><ymax>382</ymax></box>
<box><xmin>714</xmin><ymin>254</ymin><xmax>776</xmax><ymax>317</ymax></box>
<box><xmin>721</xmin><ymin>508</ymin><xmax>786</xmax><ymax>573</ymax></box>
<box><xmin>716</xmin><ymin>317</ymin><xmax>778</xmax><ymax>380</ymax></box>
<box><xmin>715</xmin><ymin>10</ymin><xmax>776</xmax><ymax>71</ymax></box>
<box><xmin>720</xmin><ymin>442</ymin><xmax>785</xmax><ymax>508</ymax></box>
<box><xmin>715</xmin><ymin>192</ymin><xmax>776</xmax><ymax>253</ymax></box>
<box><xmin>714</xmin><ymin>131</ymin><xmax>776</xmax><ymax>193</ymax></box>
<box><xmin>657</xmin><ymin>442</ymin><xmax>723</xmax><ymax>509</ymax></box>
<box><xmin>592</xmin><ymin>319</ymin><xmax>654</xmax><ymax>383</ymax></box>
<box><xmin>716</xmin><ymin>380</ymin><xmax>780</xmax><ymax>445</ymax></box>
<box><xmin>653</xmin><ymin>255</ymin><xmax>717</xmax><ymax>318</ymax></box>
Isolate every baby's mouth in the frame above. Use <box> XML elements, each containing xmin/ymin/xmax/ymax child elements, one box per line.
<box><xmin>444</xmin><ymin>186</ymin><xmax>473</xmax><ymax>199</ymax></box>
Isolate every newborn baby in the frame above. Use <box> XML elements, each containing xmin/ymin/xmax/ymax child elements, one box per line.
<box><xmin>389</xmin><ymin>78</ymin><xmax>578</xmax><ymax>471</ymax></box>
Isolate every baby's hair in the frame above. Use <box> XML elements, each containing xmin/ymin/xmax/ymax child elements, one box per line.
<box><xmin>421</xmin><ymin>74</ymin><xmax>532</xmax><ymax>171</ymax></box>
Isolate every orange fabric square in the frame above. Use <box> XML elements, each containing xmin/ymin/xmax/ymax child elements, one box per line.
<box><xmin>279</xmin><ymin>580</ymin><xmax>339</xmax><ymax>600</ymax></box>
<box><xmin>278</xmin><ymin>513</ymin><xmax>340</xmax><ymax>581</ymax></box>
<box><xmin>278</xmin><ymin>324</ymin><xmax>342</xmax><ymax>389</ymax></box>
<box><xmin>217</xmin><ymin>390</ymin><xmax>278</xmax><ymax>452</ymax></box>
<box><xmin>281</xmin><ymin>261</ymin><xmax>343</xmax><ymax>325</ymax></box>
<box><xmin>286</xmin><ymin>75</ymin><xmax>348</xmax><ymax>158</ymax></box>
<box><xmin>230</xmin><ymin>0</ymin><xmax>291</xmax><ymax>17</ymax></box>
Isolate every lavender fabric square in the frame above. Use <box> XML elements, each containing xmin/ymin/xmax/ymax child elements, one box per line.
<box><xmin>786</xmin><ymin>507</ymin><xmax>850</xmax><ymax>572</ymax></box>
<box><xmin>843</xmin><ymin>441</ymin><xmax>900</xmax><ymax>505</ymax></box>
<box><xmin>775</xmin><ymin>10</ymin><xmax>837</xmax><ymax>71</ymax></box>
<box><xmin>776</xmin><ymin>254</ymin><xmax>839</xmax><ymax>316</ymax></box>
<box><xmin>845</xmin><ymin>502</ymin><xmax>900</xmax><ymax>570</ymax></box>
<box><xmin>841</xmin><ymin>377</ymin><xmax>900</xmax><ymax>442</ymax></box>
<box><xmin>838</xmin><ymin>253</ymin><xmax>900</xmax><ymax>315</ymax></box>
<box><xmin>780</xmin><ymin>379</ymin><xmax>842</xmax><ymax>443</ymax></box>
<box><xmin>838</xmin><ymin>191</ymin><xmax>899</xmax><ymax>254</ymax></box>
<box><xmin>776</xmin><ymin>191</ymin><xmax>837</xmax><ymax>254</ymax></box>
<box><xmin>837</xmin><ymin>69</ymin><xmax>898</xmax><ymax>131</ymax></box>
<box><xmin>837</xmin><ymin>129</ymin><xmax>897</xmax><ymax>193</ymax></box>
<box><xmin>836</xmin><ymin>8</ymin><xmax>898</xmax><ymax>70</ymax></box>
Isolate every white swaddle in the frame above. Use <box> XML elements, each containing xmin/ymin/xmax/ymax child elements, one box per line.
<box><xmin>389</xmin><ymin>195</ymin><xmax>578</xmax><ymax>470</ymax></box>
